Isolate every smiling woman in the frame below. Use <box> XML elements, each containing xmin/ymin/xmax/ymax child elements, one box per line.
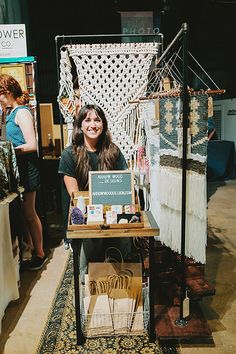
<box><xmin>80</xmin><ymin>109</ymin><xmax>104</xmax><ymax>149</ymax></box>
<box><xmin>62</xmin><ymin>104</ymin><xmax>124</xmax><ymax>192</ymax></box>
<box><xmin>58</xmin><ymin>103</ymin><xmax>131</xmax><ymax>279</ymax></box>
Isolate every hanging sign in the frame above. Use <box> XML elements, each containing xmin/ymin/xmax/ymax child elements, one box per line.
<box><xmin>120</xmin><ymin>11</ymin><xmax>155</xmax><ymax>35</ymax></box>
<box><xmin>89</xmin><ymin>170</ymin><xmax>135</xmax><ymax>205</ymax></box>
<box><xmin>0</xmin><ymin>24</ymin><xmax>27</xmax><ymax>58</ymax></box>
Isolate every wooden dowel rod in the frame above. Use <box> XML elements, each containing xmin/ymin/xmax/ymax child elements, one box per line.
<box><xmin>129</xmin><ymin>88</ymin><xmax>226</xmax><ymax>103</ymax></box>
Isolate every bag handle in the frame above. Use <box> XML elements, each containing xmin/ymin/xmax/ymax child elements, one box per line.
<box><xmin>104</xmin><ymin>246</ymin><xmax>124</xmax><ymax>264</ymax></box>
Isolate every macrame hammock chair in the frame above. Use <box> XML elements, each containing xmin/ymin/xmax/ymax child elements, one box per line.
<box><xmin>58</xmin><ymin>42</ymin><xmax>160</xmax><ymax>162</ymax></box>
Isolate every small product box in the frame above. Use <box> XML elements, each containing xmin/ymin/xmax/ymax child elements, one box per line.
<box><xmin>111</xmin><ymin>205</ymin><xmax>123</xmax><ymax>215</ymax></box>
<box><xmin>106</xmin><ymin>210</ymin><xmax>117</xmax><ymax>224</ymax></box>
<box><xmin>124</xmin><ymin>204</ymin><xmax>136</xmax><ymax>214</ymax></box>
<box><xmin>87</xmin><ymin>204</ymin><xmax>104</xmax><ymax>224</ymax></box>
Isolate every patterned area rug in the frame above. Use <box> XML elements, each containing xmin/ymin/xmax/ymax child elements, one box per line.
<box><xmin>36</xmin><ymin>253</ymin><xmax>179</xmax><ymax>354</ymax></box>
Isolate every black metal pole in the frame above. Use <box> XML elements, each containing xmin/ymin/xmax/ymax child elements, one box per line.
<box><xmin>72</xmin><ymin>240</ymin><xmax>85</xmax><ymax>345</ymax></box>
<box><xmin>149</xmin><ymin>234</ymin><xmax>156</xmax><ymax>341</ymax></box>
<box><xmin>175</xmin><ymin>22</ymin><xmax>189</xmax><ymax>327</ymax></box>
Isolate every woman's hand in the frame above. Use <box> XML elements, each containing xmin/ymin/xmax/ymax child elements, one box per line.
<box><xmin>64</xmin><ymin>175</ymin><xmax>79</xmax><ymax>196</ymax></box>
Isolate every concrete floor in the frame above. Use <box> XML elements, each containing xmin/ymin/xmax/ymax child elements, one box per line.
<box><xmin>0</xmin><ymin>179</ymin><xmax>235</xmax><ymax>353</ymax></box>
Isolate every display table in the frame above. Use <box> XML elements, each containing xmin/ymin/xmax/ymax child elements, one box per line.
<box><xmin>67</xmin><ymin>211</ymin><xmax>159</xmax><ymax>344</ymax></box>
<box><xmin>0</xmin><ymin>192</ymin><xmax>20</xmax><ymax>334</ymax></box>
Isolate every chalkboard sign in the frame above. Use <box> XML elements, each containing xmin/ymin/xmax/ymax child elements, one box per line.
<box><xmin>89</xmin><ymin>170</ymin><xmax>135</xmax><ymax>205</ymax></box>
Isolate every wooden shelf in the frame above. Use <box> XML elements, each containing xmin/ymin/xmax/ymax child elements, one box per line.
<box><xmin>67</xmin><ymin>211</ymin><xmax>159</xmax><ymax>239</ymax></box>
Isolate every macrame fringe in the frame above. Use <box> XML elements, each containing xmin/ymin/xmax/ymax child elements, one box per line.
<box><xmin>158</xmin><ymin>166</ymin><xmax>207</xmax><ymax>220</ymax></box>
<box><xmin>149</xmin><ymin>166</ymin><xmax>207</xmax><ymax>263</ymax></box>
<box><xmin>150</xmin><ymin>168</ymin><xmax>161</xmax><ymax>225</ymax></box>
<box><xmin>159</xmin><ymin>205</ymin><xmax>207</xmax><ymax>264</ymax></box>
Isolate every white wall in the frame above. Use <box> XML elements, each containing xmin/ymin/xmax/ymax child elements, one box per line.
<box><xmin>214</xmin><ymin>98</ymin><xmax>236</xmax><ymax>147</ymax></box>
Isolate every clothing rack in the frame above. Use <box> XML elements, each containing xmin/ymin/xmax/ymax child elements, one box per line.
<box><xmin>134</xmin><ymin>22</ymin><xmax>193</xmax><ymax>327</ymax></box>
<box><xmin>152</xmin><ymin>22</ymin><xmax>212</xmax><ymax>327</ymax></box>
<box><xmin>144</xmin><ymin>21</ymin><xmax>190</xmax><ymax>327</ymax></box>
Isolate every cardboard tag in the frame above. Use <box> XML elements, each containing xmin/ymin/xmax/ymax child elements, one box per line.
<box><xmin>154</xmin><ymin>98</ymin><xmax>160</xmax><ymax>121</ymax></box>
<box><xmin>183</xmin><ymin>295</ymin><xmax>190</xmax><ymax>318</ymax></box>
<box><xmin>208</xmin><ymin>96</ymin><xmax>213</xmax><ymax>117</ymax></box>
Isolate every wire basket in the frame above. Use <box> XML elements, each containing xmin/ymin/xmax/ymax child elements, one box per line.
<box><xmin>80</xmin><ymin>284</ymin><xmax>149</xmax><ymax>338</ymax></box>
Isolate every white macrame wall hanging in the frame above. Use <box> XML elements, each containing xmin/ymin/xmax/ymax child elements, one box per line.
<box><xmin>58</xmin><ymin>42</ymin><xmax>159</xmax><ymax>161</ymax></box>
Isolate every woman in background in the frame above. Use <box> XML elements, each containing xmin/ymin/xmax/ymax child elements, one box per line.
<box><xmin>0</xmin><ymin>74</ymin><xmax>48</xmax><ymax>271</ymax></box>
<box><xmin>58</xmin><ymin>104</ymin><xmax>131</xmax><ymax>279</ymax></box>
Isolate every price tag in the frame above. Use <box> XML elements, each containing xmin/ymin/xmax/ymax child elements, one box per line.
<box><xmin>183</xmin><ymin>291</ymin><xmax>190</xmax><ymax>318</ymax></box>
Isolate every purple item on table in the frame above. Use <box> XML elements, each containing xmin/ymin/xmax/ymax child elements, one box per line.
<box><xmin>71</xmin><ymin>207</ymin><xmax>84</xmax><ymax>224</ymax></box>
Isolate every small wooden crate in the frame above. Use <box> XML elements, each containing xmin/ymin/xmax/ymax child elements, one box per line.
<box><xmin>67</xmin><ymin>191</ymin><xmax>144</xmax><ymax>231</ymax></box>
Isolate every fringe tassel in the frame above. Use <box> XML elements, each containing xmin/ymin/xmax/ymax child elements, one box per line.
<box><xmin>158</xmin><ymin>166</ymin><xmax>207</xmax><ymax>220</ymax></box>
<box><xmin>160</xmin><ymin>205</ymin><xmax>207</xmax><ymax>264</ymax></box>
<box><xmin>150</xmin><ymin>166</ymin><xmax>207</xmax><ymax>264</ymax></box>
<box><xmin>150</xmin><ymin>168</ymin><xmax>161</xmax><ymax>225</ymax></box>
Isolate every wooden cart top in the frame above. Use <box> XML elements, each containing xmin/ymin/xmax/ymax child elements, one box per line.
<box><xmin>67</xmin><ymin>211</ymin><xmax>159</xmax><ymax>239</ymax></box>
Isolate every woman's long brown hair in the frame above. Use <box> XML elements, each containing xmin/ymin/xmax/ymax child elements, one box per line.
<box><xmin>72</xmin><ymin>104</ymin><xmax>120</xmax><ymax>190</ymax></box>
